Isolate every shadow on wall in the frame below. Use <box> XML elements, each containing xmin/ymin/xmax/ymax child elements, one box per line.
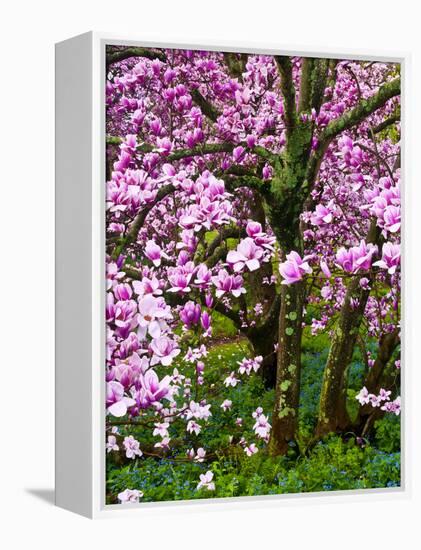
<box><xmin>25</xmin><ymin>488</ymin><xmax>55</xmax><ymax>505</ymax></box>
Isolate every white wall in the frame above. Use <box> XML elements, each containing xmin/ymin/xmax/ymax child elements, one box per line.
<box><xmin>0</xmin><ymin>0</ymin><xmax>419</xmax><ymax>547</ymax></box>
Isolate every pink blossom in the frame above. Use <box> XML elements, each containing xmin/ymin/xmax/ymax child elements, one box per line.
<box><xmin>118</xmin><ymin>488</ymin><xmax>143</xmax><ymax>503</ymax></box>
<box><xmin>226</xmin><ymin>237</ymin><xmax>264</xmax><ymax>272</ymax></box>
<box><xmin>379</xmin><ymin>388</ymin><xmax>391</xmax><ymax>401</ymax></box>
<box><xmin>153</xmin><ymin>422</ymin><xmax>170</xmax><ymax>438</ymax></box>
<box><xmin>253</xmin><ymin>411</ymin><xmax>271</xmax><ymax>440</ymax></box>
<box><xmin>137</xmin><ymin>294</ymin><xmax>171</xmax><ymax>339</ymax></box>
<box><xmin>224</xmin><ymin>372</ymin><xmax>239</xmax><ymax>387</ymax></box>
<box><xmin>279</xmin><ymin>251</ymin><xmax>312</xmax><ymax>285</ymax></box>
<box><xmin>187</xmin><ymin>420</ymin><xmax>201</xmax><ymax>435</ymax></box>
<box><xmin>355</xmin><ymin>386</ymin><xmax>370</xmax><ymax>405</ymax></box>
<box><xmin>145</xmin><ymin>240</ymin><xmax>166</xmax><ymax>267</ymax></box>
<box><xmin>320</xmin><ymin>260</ymin><xmax>331</xmax><ymax>278</ymax></box>
<box><xmin>220</xmin><ymin>399</ymin><xmax>232</xmax><ymax>411</ymax></box>
<box><xmin>238</xmin><ymin>356</ymin><xmax>263</xmax><ymax>375</ymax></box>
<box><xmin>139</xmin><ymin>369</ymin><xmax>171</xmax><ymax>403</ymax></box>
<box><xmin>244</xmin><ymin>443</ymin><xmax>258</xmax><ymax>457</ymax></box>
<box><xmin>194</xmin><ymin>447</ymin><xmax>206</xmax><ymax>462</ymax></box>
<box><xmin>373</xmin><ymin>242</ymin><xmax>400</xmax><ymax>274</ymax></box>
<box><xmin>212</xmin><ymin>269</ymin><xmax>246</xmax><ymax>298</ymax></box>
<box><xmin>106</xmin><ymin>381</ymin><xmax>135</xmax><ymax>417</ymax></box>
<box><xmin>133</xmin><ymin>276</ymin><xmax>162</xmax><ymax>297</ymax></box>
<box><xmin>180</xmin><ymin>301</ymin><xmax>201</xmax><ymax>327</ymax></box>
<box><xmin>369</xmin><ymin>394</ymin><xmax>382</xmax><ymax>407</ymax></box>
<box><xmin>123</xmin><ymin>435</ymin><xmax>143</xmax><ymax>459</ymax></box>
<box><xmin>233</xmin><ymin>145</ymin><xmax>246</xmax><ymax>162</ymax></box>
<box><xmin>154</xmin><ymin>437</ymin><xmax>171</xmax><ymax>449</ymax></box>
<box><xmin>247</xmin><ymin>222</ymin><xmax>276</xmax><ymax>251</ymax></box>
<box><xmin>150</xmin><ymin>336</ymin><xmax>180</xmax><ymax>366</ymax></box>
<box><xmin>106</xmin><ymin>435</ymin><xmax>119</xmax><ymax>453</ymax></box>
<box><xmin>167</xmin><ymin>269</ymin><xmax>193</xmax><ymax>294</ymax></box>
<box><xmin>383</xmin><ymin>205</ymin><xmax>401</xmax><ymax>233</ymax></box>
<box><xmin>336</xmin><ymin>240</ymin><xmax>378</xmax><ymax>273</ymax></box>
<box><xmin>381</xmin><ymin>396</ymin><xmax>401</xmax><ymax>415</ymax></box>
<box><xmin>114</xmin><ymin>283</ymin><xmax>133</xmax><ymax>301</ymax></box>
<box><xmin>197</xmin><ymin>471</ymin><xmax>215</xmax><ymax>491</ymax></box>
<box><xmin>194</xmin><ymin>264</ymin><xmax>212</xmax><ymax>288</ymax></box>
<box><xmin>310</xmin><ymin>204</ymin><xmax>333</xmax><ymax>226</ymax></box>
<box><xmin>186</xmin><ymin>400</ymin><xmax>212</xmax><ymax>421</ymax></box>
<box><xmin>335</xmin><ymin>247</ymin><xmax>354</xmax><ymax>273</ymax></box>
<box><xmin>200</xmin><ymin>311</ymin><xmax>211</xmax><ymax>333</ymax></box>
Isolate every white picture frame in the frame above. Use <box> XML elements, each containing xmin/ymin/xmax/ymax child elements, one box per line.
<box><xmin>55</xmin><ymin>31</ymin><xmax>410</xmax><ymax>518</ymax></box>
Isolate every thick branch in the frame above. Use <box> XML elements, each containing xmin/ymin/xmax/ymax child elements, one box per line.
<box><xmin>373</xmin><ymin>111</ymin><xmax>400</xmax><ymax>134</ymax></box>
<box><xmin>246</xmin><ymin>293</ymin><xmax>281</xmax><ymax>340</ymax></box>
<box><xmin>304</xmin><ymin>77</ymin><xmax>400</xmax><ymax>195</ymax></box>
<box><xmin>275</xmin><ymin>56</ymin><xmax>297</xmax><ymax>135</ymax></box>
<box><xmin>112</xmin><ymin>184</ymin><xmax>175</xmax><ymax>259</ymax></box>
<box><xmin>310</xmin><ymin>58</ymin><xmax>330</xmax><ymax>114</ymax></box>
<box><xmin>168</xmin><ymin>142</ymin><xmax>234</xmax><ymax>161</ymax></box>
<box><xmin>106</xmin><ymin>47</ymin><xmax>166</xmax><ymax>68</ymax></box>
<box><xmin>321</xmin><ymin>77</ymin><xmax>400</xmax><ymax>142</ymax></box>
<box><xmin>205</xmin><ymin>226</ymin><xmax>246</xmax><ymax>259</ymax></box>
<box><xmin>106</xmin><ymin>137</ymin><xmax>277</xmax><ymax>167</ymax></box>
<box><xmin>223</xmin><ymin>52</ymin><xmax>248</xmax><ymax>79</ymax></box>
<box><xmin>299</xmin><ymin>57</ymin><xmax>330</xmax><ymax>114</ymax></box>
<box><xmin>298</xmin><ymin>58</ymin><xmax>314</xmax><ymax>113</ymax></box>
<box><xmin>224</xmin><ymin>174</ymin><xmax>269</xmax><ymax>194</ymax></box>
<box><xmin>190</xmin><ymin>89</ymin><xmax>220</xmax><ymax>122</ymax></box>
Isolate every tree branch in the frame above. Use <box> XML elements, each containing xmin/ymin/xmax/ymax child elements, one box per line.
<box><xmin>168</xmin><ymin>142</ymin><xmax>234</xmax><ymax>161</ymax></box>
<box><xmin>310</xmin><ymin>58</ymin><xmax>330</xmax><ymax>114</ymax></box>
<box><xmin>304</xmin><ymin>77</ymin><xmax>401</xmax><ymax>195</ymax></box>
<box><xmin>223</xmin><ymin>52</ymin><xmax>248</xmax><ymax>79</ymax></box>
<box><xmin>224</xmin><ymin>174</ymin><xmax>269</xmax><ymax>194</ymax></box>
<box><xmin>246</xmin><ymin>293</ymin><xmax>281</xmax><ymax>340</ymax></box>
<box><xmin>275</xmin><ymin>56</ymin><xmax>297</xmax><ymax>135</ymax></box>
<box><xmin>321</xmin><ymin>77</ymin><xmax>400</xmax><ymax>142</ymax></box>
<box><xmin>190</xmin><ymin>89</ymin><xmax>220</xmax><ymax>122</ymax></box>
<box><xmin>298</xmin><ymin>58</ymin><xmax>314</xmax><ymax>113</ymax></box>
<box><xmin>111</xmin><ymin>184</ymin><xmax>175</xmax><ymax>259</ymax></box>
<box><xmin>106</xmin><ymin>137</ymin><xmax>277</xmax><ymax>167</ymax></box>
<box><xmin>205</xmin><ymin>226</ymin><xmax>246</xmax><ymax>259</ymax></box>
<box><xmin>373</xmin><ymin>111</ymin><xmax>400</xmax><ymax>134</ymax></box>
<box><xmin>106</xmin><ymin>47</ymin><xmax>166</xmax><ymax>68</ymax></box>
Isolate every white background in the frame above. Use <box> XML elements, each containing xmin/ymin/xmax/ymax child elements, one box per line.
<box><xmin>1</xmin><ymin>0</ymin><xmax>420</xmax><ymax>547</ymax></box>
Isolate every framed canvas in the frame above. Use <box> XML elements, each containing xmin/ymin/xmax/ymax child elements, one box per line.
<box><xmin>55</xmin><ymin>32</ymin><xmax>408</xmax><ymax>518</ymax></box>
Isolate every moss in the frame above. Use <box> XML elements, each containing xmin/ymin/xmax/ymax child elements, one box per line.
<box><xmin>280</xmin><ymin>380</ymin><xmax>292</xmax><ymax>392</ymax></box>
<box><xmin>279</xmin><ymin>406</ymin><xmax>296</xmax><ymax>419</ymax></box>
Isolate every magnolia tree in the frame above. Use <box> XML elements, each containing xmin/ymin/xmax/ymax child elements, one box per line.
<box><xmin>105</xmin><ymin>47</ymin><xmax>400</xmax><ymax>501</ymax></box>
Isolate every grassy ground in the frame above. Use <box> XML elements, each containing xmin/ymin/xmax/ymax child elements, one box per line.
<box><xmin>106</xmin><ymin>336</ymin><xmax>400</xmax><ymax>503</ymax></box>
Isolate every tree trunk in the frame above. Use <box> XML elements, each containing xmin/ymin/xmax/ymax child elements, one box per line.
<box><xmin>268</xmin><ymin>280</ymin><xmax>305</xmax><ymax>455</ymax></box>
<box><xmin>356</xmin><ymin>330</ymin><xmax>400</xmax><ymax>434</ymax></box>
<box><xmin>315</xmin><ymin>276</ymin><xmax>371</xmax><ymax>438</ymax></box>
<box><xmin>246</xmin><ymin>294</ymin><xmax>281</xmax><ymax>389</ymax></box>
<box><xmin>362</xmin><ymin>330</ymin><xmax>400</xmax><ymax>395</ymax></box>
<box><xmin>250</xmin><ymin>332</ymin><xmax>278</xmax><ymax>388</ymax></box>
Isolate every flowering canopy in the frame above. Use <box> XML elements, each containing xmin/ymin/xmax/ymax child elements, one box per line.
<box><xmin>105</xmin><ymin>46</ymin><xmax>401</xmax><ymax>503</ymax></box>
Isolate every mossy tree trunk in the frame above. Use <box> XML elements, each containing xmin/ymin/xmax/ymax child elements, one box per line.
<box><xmin>265</xmin><ymin>57</ymin><xmax>328</xmax><ymax>455</ymax></box>
<box><xmin>214</xmin><ymin>61</ymin><xmax>400</xmax><ymax>455</ymax></box>
<box><xmin>268</xmin><ymin>280</ymin><xmax>306</xmax><ymax>455</ymax></box>
<box><xmin>315</xmin><ymin>276</ymin><xmax>371</xmax><ymax>437</ymax></box>
<box><xmin>356</xmin><ymin>330</ymin><xmax>400</xmax><ymax>435</ymax></box>
<box><xmin>246</xmin><ymin>290</ymin><xmax>281</xmax><ymax>388</ymax></box>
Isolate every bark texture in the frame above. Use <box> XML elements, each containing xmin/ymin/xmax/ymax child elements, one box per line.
<box><xmin>315</xmin><ymin>276</ymin><xmax>371</xmax><ymax>437</ymax></box>
<box><xmin>268</xmin><ymin>281</ymin><xmax>305</xmax><ymax>455</ymax></box>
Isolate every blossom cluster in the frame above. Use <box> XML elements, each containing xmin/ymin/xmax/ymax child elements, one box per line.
<box><xmin>356</xmin><ymin>386</ymin><xmax>401</xmax><ymax>415</ymax></box>
<box><xmin>105</xmin><ymin>49</ymin><xmax>401</xmax><ymax>503</ymax></box>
